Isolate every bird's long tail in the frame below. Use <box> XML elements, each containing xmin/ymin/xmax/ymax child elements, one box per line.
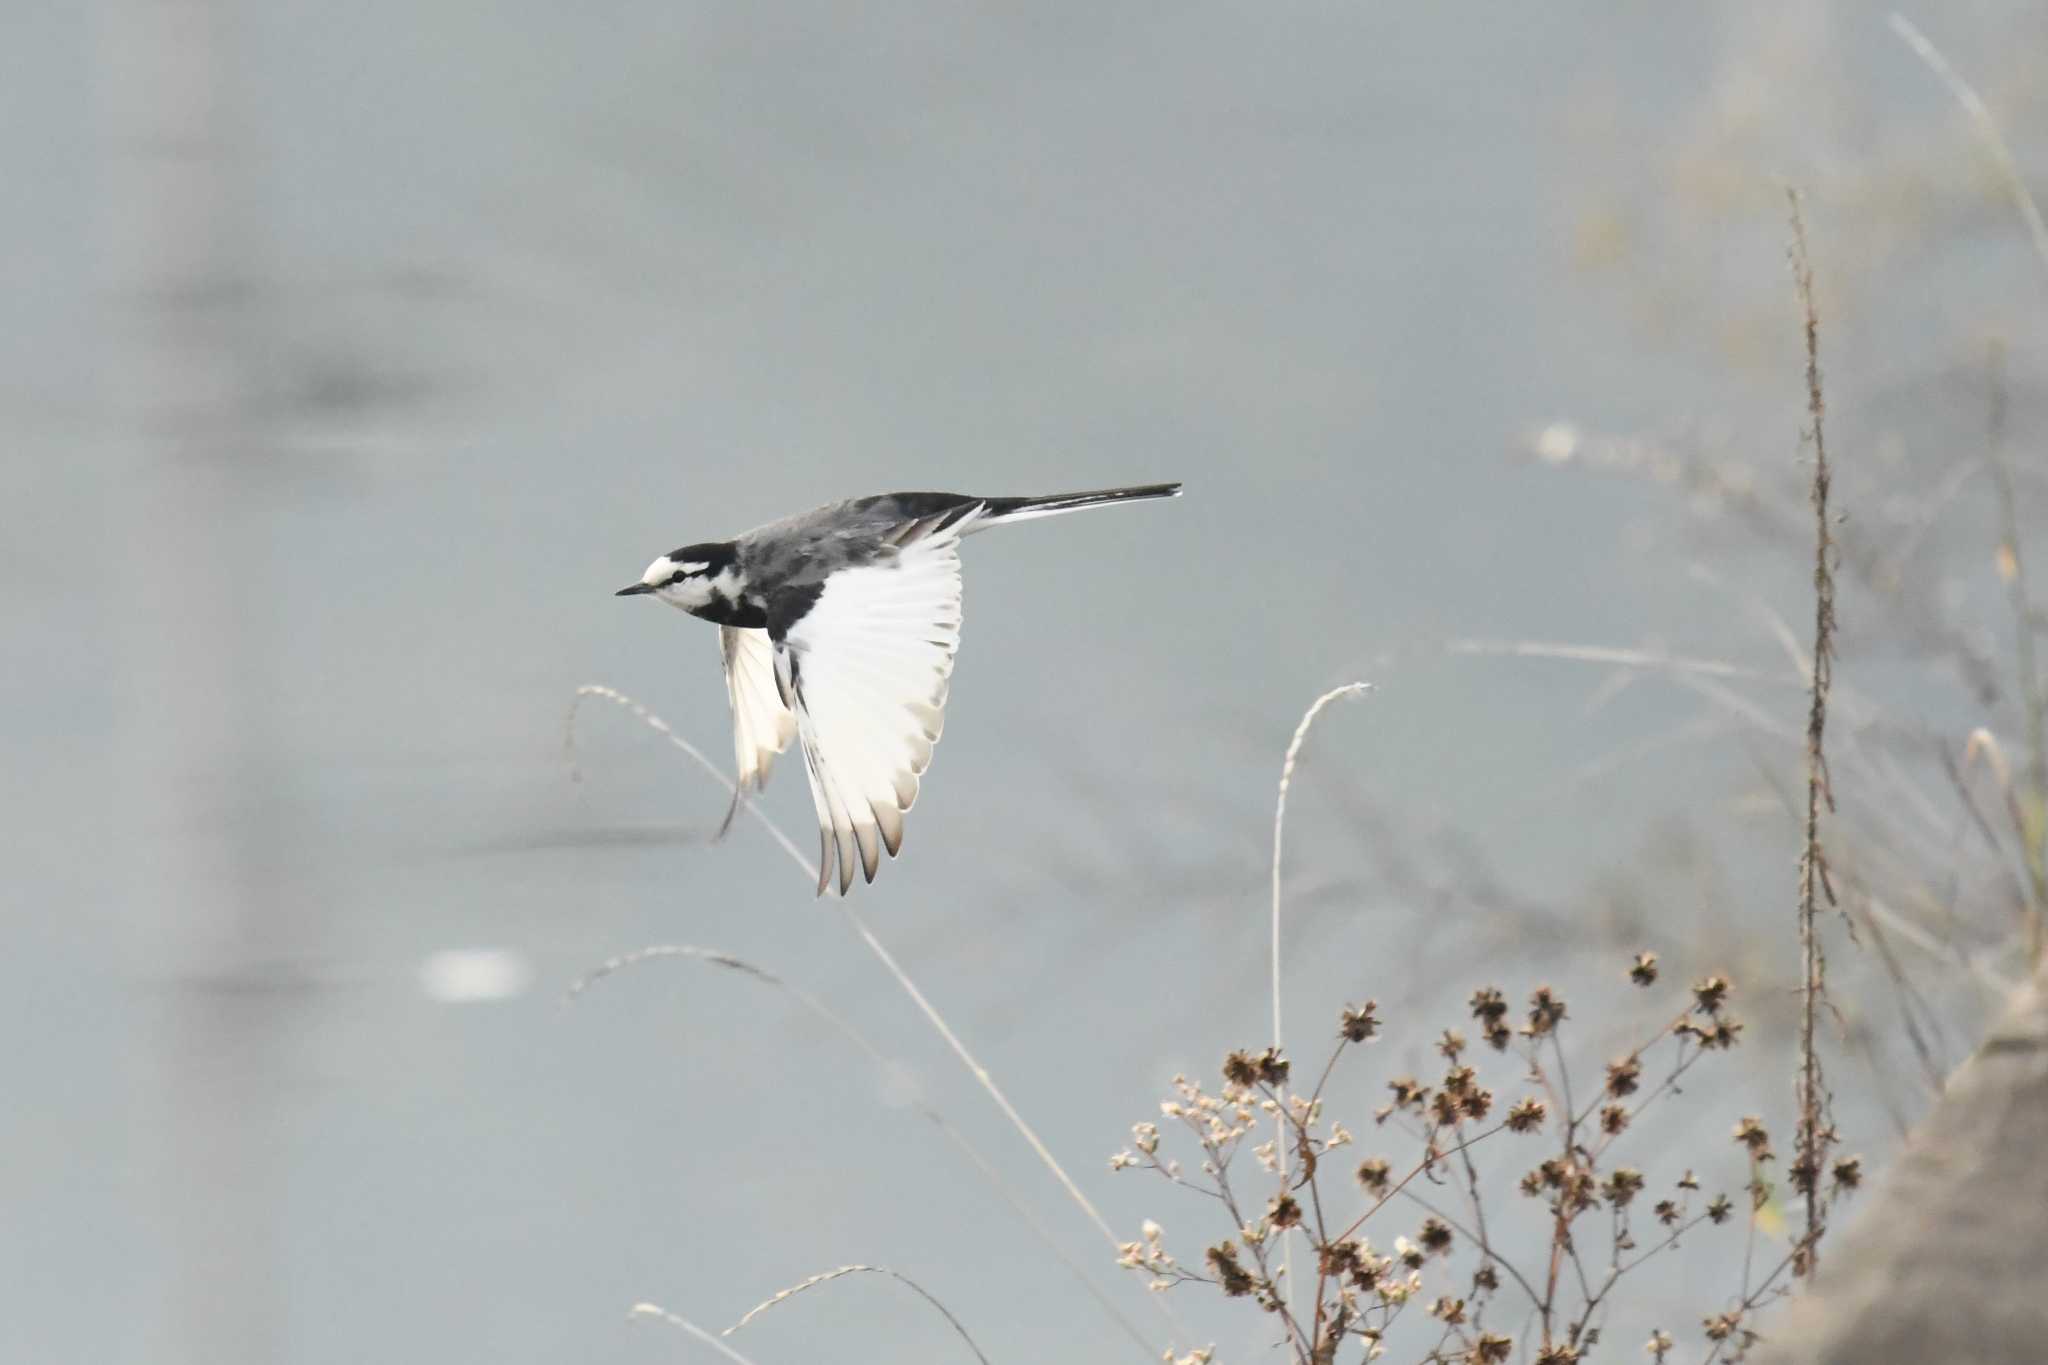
<box><xmin>974</xmin><ymin>482</ymin><xmax>1182</xmax><ymax>529</ymax></box>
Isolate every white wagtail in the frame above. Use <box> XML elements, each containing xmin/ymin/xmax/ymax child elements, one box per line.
<box><xmin>616</xmin><ymin>483</ymin><xmax>1182</xmax><ymax>894</ymax></box>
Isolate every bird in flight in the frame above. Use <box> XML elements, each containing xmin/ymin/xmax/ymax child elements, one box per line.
<box><xmin>617</xmin><ymin>483</ymin><xmax>1181</xmax><ymax>894</ymax></box>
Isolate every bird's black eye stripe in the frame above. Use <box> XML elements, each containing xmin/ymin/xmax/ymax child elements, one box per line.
<box><xmin>663</xmin><ymin>570</ymin><xmax>690</xmax><ymax>587</ymax></box>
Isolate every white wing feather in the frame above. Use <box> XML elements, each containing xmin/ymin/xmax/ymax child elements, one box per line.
<box><xmin>780</xmin><ymin>512</ymin><xmax>972</xmax><ymax>894</ymax></box>
<box><xmin>719</xmin><ymin>625</ymin><xmax>796</xmax><ymax>795</ymax></box>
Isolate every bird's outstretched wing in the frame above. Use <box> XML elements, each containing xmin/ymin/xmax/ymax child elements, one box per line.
<box><xmin>774</xmin><ymin>509</ymin><xmax>975</xmax><ymax>894</ymax></box>
<box><xmin>717</xmin><ymin>625</ymin><xmax>797</xmax><ymax>835</ymax></box>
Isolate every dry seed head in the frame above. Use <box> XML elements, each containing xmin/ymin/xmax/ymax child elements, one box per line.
<box><xmin>1630</xmin><ymin>951</ymin><xmax>1659</xmax><ymax>986</ymax></box>
<box><xmin>1267</xmin><ymin>1193</ymin><xmax>1303</xmax><ymax>1229</ymax></box>
<box><xmin>1525</xmin><ymin>985</ymin><xmax>1568</xmax><ymax>1035</ymax></box>
<box><xmin>1469</xmin><ymin>986</ymin><xmax>1508</xmax><ymax>1025</ymax></box>
<box><xmin>1700</xmin><ymin>1016</ymin><xmax>1744</xmax><ymax>1050</ymax></box>
<box><xmin>1831</xmin><ymin>1154</ymin><xmax>1862</xmax><ymax>1193</ymax></box>
<box><xmin>1473</xmin><ymin>1333</ymin><xmax>1514</xmax><ymax>1363</ymax></box>
<box><xmin>1600</xmin><ymin>1103</ymin><xmax>1630</xmax><ymax>1135</ymax></box>
<box><xmin>1692</xmin><ymin>975</ymin><xmax>1731</xmax><ymax>1014</ymax></box>
<box><xmin>1706</xmin><ymin>1193</ymin><xmax>1733</xmax><ymax>1223</ymax></box>
<box><xmin>1506</xmin><ymin>1096</ymin><xmax>1547</xmax><ymax>1133</ymax></box>
<box><xmin>1205</xmin><ymin>1243</ymin><xmax>1255</xmax><ymax>1297</ymax></box>
<box><xmin>1647</xmin><ymin>1328</ymin><xmax>1674</xmax><ymax>1361</ymax></box>
<box><xmin>1733</xmin><ymin>1116</ymin><xmax>1773</xmax><ymax>1159</ymax></box>
<box><xmin>1340</xmin><ymin>1000</ymin><xmax>1381</xmax><ymax>1042</ymax></box>
<box><xmin>1318</xmin><ymin>1238</ymin><xmax>1364</xmax><ymax>1277</ymax></box>
<box><xmin>1603</xmin><ymin>1167</ymin><xmax>1645</xmax><ymax>1207</ymax></box>
<box><xmin>1605</xmin><ymin>1056</ymin><xmax>1642</xmax><ymax>1096</ymax></box>
<box><xmin>1356</xmin><ymin>1156</ymin><xmax>1392</xmax><ymax>1194</ymax></box>
<box><xmin>1417</xmin><ymin>1216</ymin><xmax>1454</xmax><ymax>1255</ymax></box>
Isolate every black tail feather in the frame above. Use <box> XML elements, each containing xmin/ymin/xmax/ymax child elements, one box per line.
<box><xmin>980</xmin><ymin>482</ymin><xmax>1183</xmax><ymax>523</ymax></box>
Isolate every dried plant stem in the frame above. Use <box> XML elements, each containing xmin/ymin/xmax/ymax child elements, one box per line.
<box><xmin>1447</xmin><ymin>639</ymin><xmax>1777</xmax><ymax>683</ymax></box>
<box><xmin>564</xmin><ymin>943</ymin><xmax>1151</xmax><ymax>1352</ymax></box>
<box><xmin>568</xmin><ymin>683</ymin><xmax>1174</xmax><ymax>1352</ymax></box>
<box><xmin>629</xmin><ymin>1303</ymin><xmax>764</xmax><ymax>1364</ymax></box>
<box><xmin>725</xmin><ymin>1265</ymin><xmax>991</xmax><ymax>1364</ymax></box>
<box><xmin>1984</xmin><ymin>344</ymin><xmax>2048</xmax><ymax>965</ymax></box>
<box><xmin>1269</xmin><ymin>681</ymin><xmax>1371</xmax><ymax>1320</ymax></box>
<box><xmin>1889</xmin><ymin>14</ymin><xmax>2048</xmax><ymax>291</ymax></box>
<box><xmin>837</xmin><ymin>904</ymin><xmax>1134</xmax><ymax>1275</ymax></box>
<box><xmin>1884</xmin><ymin>18</ymin><xmax>2048</xmax><ymax>956</ymax></box>
<box><xmin>1787</xmin><ymin>187</ymin><xmax>1838</xmax><ymax>1277</ymax></box>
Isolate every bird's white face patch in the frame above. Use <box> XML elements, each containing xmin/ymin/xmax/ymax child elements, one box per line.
<box><xmin>643</xmin><ymin>556</ymin><xmax>725</xmax><ymax>612</ymax></box>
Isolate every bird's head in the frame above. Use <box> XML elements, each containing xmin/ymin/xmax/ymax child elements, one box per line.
<box><xmin>616</xmin><ymin>541</ymin><xmax>737</xmax><ymax>612</ymax></box>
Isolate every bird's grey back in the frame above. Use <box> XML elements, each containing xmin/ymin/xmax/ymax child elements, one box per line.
<box><xmin>734</xmin><ymin>492</ymin><xmax>978</xmax><ymax>590</ymax></box>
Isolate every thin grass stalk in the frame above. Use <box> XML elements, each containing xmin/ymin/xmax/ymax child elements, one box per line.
<box><xmin>725</xmin><ymin>1265</ymin><xmax>991</xmax><ymax>1365</ymax></box>
<box><xmin>565</xmin><ymin>942</ymin><xmax>1153</xmax><ymax>1353</ymax></box>
<box><xmin>1269</xmin><ymin>681</ymin><xmax>1370</xmax><ymax>1334</ymax></box>
<box><xmin>1890</xmin><ymin>19</ymin><xmax>2048</xmax><ymax>951</ymax></box>
<box><xmin>1888</xmin><ymin>14</ymin><xmax>2048</xmax><ymax>291</ymax></box>
<box><xmin>1983</xmin><ymin>344</ymin><xmax>2048</xmax><ymax>965</ymax></box>
<box><xmin>568</xmin><ymin>683</ymin><xmax>1177</xmax><ymax>1353</ymax></box>
<box><xmin>629</xmin><ymin>1302</ymin><xmax>766</xmax><ymax>1364</ymax></box>
<box><xmin>1786</xmin><ymin>187</ymin><xmax>1838</xmax><ymax>1276</ymax></box>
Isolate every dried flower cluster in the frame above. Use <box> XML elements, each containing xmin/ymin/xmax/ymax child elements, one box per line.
<box><xmin>1113</xmin><ymin>958</ymin><xmax>1850</xmax><ymax>1363</ymax></box>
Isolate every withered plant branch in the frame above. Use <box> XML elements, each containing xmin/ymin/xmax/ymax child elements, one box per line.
<box><xmin>1393</xmin><ymin>1185</ymin><xmax>1548</xmax><ymax>1313</ymax></box>
<box><xmin>1786</xmin><ymin>186</ymin><xmax>1839</xmax><ymax>1279</ymax></box>
<box><xmin>1331</xmin><ymin>1121</ymin><xmax>1509</xmax><ymax>1245</ymax></box>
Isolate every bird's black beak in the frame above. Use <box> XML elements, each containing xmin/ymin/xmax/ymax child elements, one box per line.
<box><xmin>615</xmin><ymin>582</ymin><xmax>655</xmax><ymax>597</ymax></box>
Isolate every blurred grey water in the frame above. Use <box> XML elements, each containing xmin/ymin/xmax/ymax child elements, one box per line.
<box><xmin>8</xmin><ymin>2</ymin><xmax>2048</xmax><ymax>1361</ymax></box>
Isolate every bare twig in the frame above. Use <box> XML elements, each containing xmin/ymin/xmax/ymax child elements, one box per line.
<box><xmin>1786</xmin><ymin>186</ymin><xmax>1839</xmax><ymax>1277</ymax></box>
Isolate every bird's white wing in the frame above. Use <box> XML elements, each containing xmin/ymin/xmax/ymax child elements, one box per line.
<box><xmin>778</xmin><ymin>513</ymin><xmax>973</xmax><ymax>894</ymax></box>
<box><xmin>719</xmin><ymin>625</ymin><xmax>797</xmax><ymax>800</ymax></box>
